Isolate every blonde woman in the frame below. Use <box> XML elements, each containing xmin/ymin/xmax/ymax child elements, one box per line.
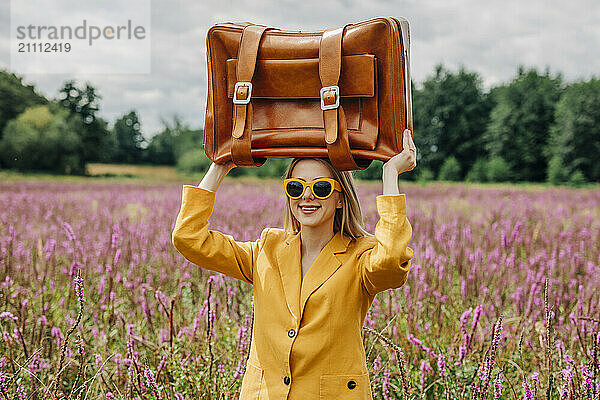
<box><xmin>172</xmin><ymin>129</ymin><xmax>417</xmax><ymax>399</ymax></box>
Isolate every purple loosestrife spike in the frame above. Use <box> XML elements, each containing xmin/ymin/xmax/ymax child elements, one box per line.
<box><xmin>373</xmin><ymin>355</ymin><xmax>382</xmax><ymax>372</ymax></box>
<box><xmin>2</xmin><ymin>332</ymin><xmax>12</xmax><ymax>345</ymax></box>
<box><xmin>95</xmin><ymin>354</ymin><xmax>103</xmax><ymax>370</ymax></box>
<box><xmin>113</xmin><ymin>249</ymin><xmax>122</xmax><ymax>266</ymax></box>
<box><xmin>52</xmin><ymin>326</ymin><xmax>64</xmax><ymax>346</ymax></box>
<box><xmin>559</xmin><ymin>366</ymin><xmax>571</xmax><ymax>400</ymax></box>
<box><xmin>234</xmin><ymin>358</ymin><xmax>244</xmax><ymax>379</ymax></box>
<box><xmin>17</xmin><ymin>385</ymin><xmax>26</xmax><ymax>400</ymax></box>
<box><xmin>0</xmin><ymin>312</ymin><xmax>17</xmax><ymax>321</ymax></box>
<box><xmin>420</xmin><ymin>359</ymin><xmax>433</xmax><ymax>389</ymax></box>
<box><xmin>158</xmin><ymin>354</ymin><xmax>169</xmax><ymax>372</ymax></box>
<box><xmin>111</xmin><ymin>228</ymin><xmax>120</xmax><ymax>250</ymax></box>
<box><xmin>74</xmin><ymin>273</ymin><xmax>85</xmax><ymax>305</ymax></box>
<box><xmin>407</xmin><ymin>333</ymin><xmax>437</xmax><ymax>358</ymax></box>
<box><xmin>62</xmin><ymin>221</ymin><xmax>76</xmax><ymax>241</ymax></box>
<box><xmin>382</xmin><ymin>369</ymin><xmax>391</xmax><ymax>400</ymax></box>
<box><xmin>209</xmin><ymin>309</ymin><xmax>216</xmax><ymax>326</ymax></box>
<box><xmin>522</xmin><ymin>378</ymin><xmax>533</xmax><ymax>400</ymax></box>
<box><xmin>455</xmin><ymin>344</ymin><xmax>467</xmax><ymax>366</ymax></box>
<box><xmin>477</xmin><ymin>360</ymin><xmax>489</xmax><ymax>382</ymax></box>
<box><xmin>98</xmin><ymin>276</ymin><xmax>106</xmax><ymax>295</ymax></box>
<box><xmin>581</xmin><ymin>365</ymin><xmax>594</xmax><ymax>398</ymax></box>
<box><xmin>437</xmin><ymin>352</ymin><xmax>447</xmax><ymax>377</ymax></box>
<box><xmin>69</xmin><ymin>261</ymin><xmax>82</xmax><ymax>278</ymax></box>
<box><xmin>0</xmin><ymin>373</ymin><xmax>8</xmax><ymax>398</ymax></box>
<box><xmin>472</xmin><ymin>305</ymin><xmax>483</xmax><ymax>331</ymax></box>
<box><xmin>144</xmin><ymin>365</ymin><xmax>161</xmax><ymax>399</ymax></box>
<box><xmin>493</xmin><ymin>372</ymin><xmax>504</xmax><ymax>400</ymax></box>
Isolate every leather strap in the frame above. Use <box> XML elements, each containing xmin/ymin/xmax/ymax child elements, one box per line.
<box><xmin>231</xmin><ymin>24</ymin><xmax>271</xmax><ymax>167</ymax></box>
<box><xmin>318</xmin><ymin>26</ymin><xmax>361</xmax><ymax>171</ymax></box>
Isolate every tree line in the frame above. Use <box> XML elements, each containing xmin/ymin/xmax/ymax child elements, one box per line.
<box><xmin>0</xmin><ymin>65</ymin><xmax>598</xmax><ymax>184</ymax></box>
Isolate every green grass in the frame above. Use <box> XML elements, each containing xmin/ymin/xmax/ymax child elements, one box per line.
<box><xmin>1</xmin><ymin>164</ymin><xmax>597</xmax><ymax>190</ymax></box>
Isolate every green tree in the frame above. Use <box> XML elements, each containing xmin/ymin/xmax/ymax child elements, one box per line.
<box><xmin>484</xmin><ymin>66</ymin><xmax>563</xmax><ymax>182</ymax></box>
<box><xmin>112</xmin><ymin>110</ymin><xmax>145</xmax><ymax>163</ymax></box>
<box><xmin>546</xmin><ymin>155</ymin><xmax>569</xmax><ymax>185</ymax></box>
<box><xmin>0</xmin><ymin>105</ymin><xmax>84</xmax><ymax>174</ymax></box>
<box><xmin>416</xmin><ymin>167</ymin><xmax>435</xmax><ymax>182</ymax></box>
<box><xmin>545</xmin><ymin>78</ymin><xmax>600</xmax><ymax>183</ymax></box>
<box><xmin>438</xmin><ymin>156</ymin><xmax>461</xmax><ymax>181</ymax></box>
<box><xmin>413</xmin><ymin>64</ymin><xmax>491</xmax><ymax>180</ymax></box>
<box><xmin>0</xmin><ymin>70</ymin><xmax>48</xmax><ymax>142</ymax></box>
<box><xmin>485</xmin><ymin>156</ymin><xmax>512</xmax><ymax>182</ymax></box>
<box><xmin>354</xmin><ymin>160</ymin><xmax>383</xmax><ymax>181</ymax></box>
<box><xmin>145</xmin><ymin>116</ymin><xmax>181</xmax><ymax>165</ymax></box>
<box><xmin>56</xmin><ymin>80</ymin><xmax>110</xmax><ymax>163</ymax></box>
<box><xmin>145</xmin><ymin>115</ymin><xmax>204</xmax><ymax>165</ymax></box>
<box><xmin>465</xmin><ymin>157</ymin><xmax>488</xmax><ymax>182</ymax></box>
<box><xmin>176</xmin><ymin>149</ymin><xmax>212</xmax><ymax>174</ymax></box>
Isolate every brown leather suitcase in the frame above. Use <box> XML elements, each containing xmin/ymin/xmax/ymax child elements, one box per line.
<box><xmin>203</xmin><ymin>16</ymin><xmax>413</xmax><ymax>171</ymax></box>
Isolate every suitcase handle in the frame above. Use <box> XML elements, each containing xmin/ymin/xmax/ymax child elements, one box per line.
<box><xmin>319</xmin><ymin>26</ymin><xmax>369</xmax><ymax>171</ymax></box>
<box><xmin>230</xmin><ymin>23</ymin><xmax>372</xmax><ymax>171</ymax></box>
<box><xmin>230</xmin><ymin>24</ymin><xmax>277</xmax><ymax>167</ymax></box>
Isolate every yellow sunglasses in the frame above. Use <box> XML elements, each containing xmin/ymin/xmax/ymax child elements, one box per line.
<box><xmin>283</xmin><ymin>178</ymin><xmax>342</xmax><ymax>199</ymax></box>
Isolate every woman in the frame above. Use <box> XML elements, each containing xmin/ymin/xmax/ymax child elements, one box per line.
<box><xmin>172</xmin><ymin>129</ymin><xmax>417</xmax><ymax>399</ymax></box>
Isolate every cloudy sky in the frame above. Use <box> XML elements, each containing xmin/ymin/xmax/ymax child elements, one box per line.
<box><xmin>1</xmin><ymin>0</ymin><xmax>598</xmax><ymax>140</ymax></box>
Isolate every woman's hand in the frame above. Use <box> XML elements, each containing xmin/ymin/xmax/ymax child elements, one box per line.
<box><xmin>382</xmin><ymin>129</ymin><xmax>417</xmax><ymax>174</ymax></box>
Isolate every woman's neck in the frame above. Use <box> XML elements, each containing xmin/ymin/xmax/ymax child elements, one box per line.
<box><xmin>299</xmin><ymin>225</ymin><xmax>335</xmax><ymax>256</ymax></box>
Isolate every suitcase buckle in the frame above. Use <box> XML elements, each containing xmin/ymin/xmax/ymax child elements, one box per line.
<box><xmin>320</xmin><ymin>85</ymin><xmax>340</xmax><ymax>110</ymax></box>
<box><xmin>233</xmin><ymin>82</ymin><xmax>253</xmax><ymax>105</ymax></box>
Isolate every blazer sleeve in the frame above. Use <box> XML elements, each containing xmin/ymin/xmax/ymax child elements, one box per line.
<box><xmin>357</xmin><ymin>194</ymin><xmax>414</xmax><ymax>297</ymax></box>
<box><xmin>171</xmin><ymin>185</ymin><xmax>269</xmax><ymax>285</ymax></box>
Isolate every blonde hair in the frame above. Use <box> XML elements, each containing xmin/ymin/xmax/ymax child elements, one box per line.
<box><xmin>282</xmin><ymin>157</ymin><xmax>373</xmax><ymax>240</ymax></box>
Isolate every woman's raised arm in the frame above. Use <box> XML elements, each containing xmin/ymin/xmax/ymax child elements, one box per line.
<box><xmin>172</xmin><ymin>162</ymin><xmax>269</xmax><ymax>285</ymax></box>
<box><xmin>197</xmin><ymin>160</ymin><xmax>235</xmax><ymax>192</ymax></box>
<box><xmin>357</xmin><ymin>129</ymin><xmax>417</xmax><ymax>296</ymax></box>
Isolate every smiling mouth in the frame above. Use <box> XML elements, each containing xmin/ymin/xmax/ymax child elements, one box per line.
<box><xmin>299</xmin><ymin>205</ymin><xmax>321</xmax><ymax>213</ymax></box>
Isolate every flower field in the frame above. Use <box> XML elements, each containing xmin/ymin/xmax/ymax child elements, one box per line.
<box><xmin>0</xmin><ymin>178</ymin><xmax>599</xmax><ymax>399</ymax></box>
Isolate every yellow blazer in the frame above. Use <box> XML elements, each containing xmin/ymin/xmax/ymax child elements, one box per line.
<box><xmin>172</xmin><ymin>185</ymin><xmax>414</xmax><ymax>399</ymax></box>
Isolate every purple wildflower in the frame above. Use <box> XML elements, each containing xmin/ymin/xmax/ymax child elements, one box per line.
<box><xmin>17</xmin><ymin>384</ymin><xmax>27</xmax><ymax>400</ymax></box>
<box><xmin>420</xmin><ymin>359</ymin><xmax>433</xmax><ymax>389</ymax></box>
<box><xmin>493</xmin><ymin>372</ymin><xmax>504</xmax><ymax>400</ymax></box>
<box><xmin>144</xmin><ymin>366</ymin><xmax>161</xmax><ymax>399</ymax></box>
<box><xmin>0</xmin><ymin>312</ymin><xmax>17</xmax><ymax>321</ymax></box>
<box><xmin>62</xmin><ymin>221</ymin><xmax>76</xmax><ymax>241</ymax></box>
<box><xmin>95</xmin><ymin>354</ymin><xmax>103</xmax><ymax>370</ymax></box>
<box><xmin>437</xmin><ymin>352</ymin><xmax>447</xmax><ymax>377</ymax></box>
<box><xmin>382</xmin><ymin>369</ymin><xmax>391</xmax><ymax>400</ymax></box>
<box><xmin>74</xmin><ymin>274</ymin><xmax>85</xmax><ymax>305</ymax></box>
<box><xmin>373</xmin><ymin>355</ymin><xmax>382</xmax><ymax>372</ymax></box>
<box><xmin>522</xmin><ymin>377</ymin><xmax>533</xmax><ymax>400</ymax></box>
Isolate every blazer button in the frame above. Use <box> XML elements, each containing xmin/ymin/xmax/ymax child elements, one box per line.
<box><xmin>347</xmin><ymin>380</ymin><xmax>357</xmax><ymax>389</ymax></box>
<box><xmin>284</xmin><ymin>376</ymin><xmax>291</xmax><ymax>385</ymax></box>
<box><xmin>287</xmin><ymin>328</ymin><xmax>296</xmax><ymax>338</ymax></box>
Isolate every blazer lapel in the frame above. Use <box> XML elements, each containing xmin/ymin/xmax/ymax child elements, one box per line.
<box><xmin>276</xmin><ymin>230</ymin><xmax>351</xmax><ymax>322</ymax></box>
